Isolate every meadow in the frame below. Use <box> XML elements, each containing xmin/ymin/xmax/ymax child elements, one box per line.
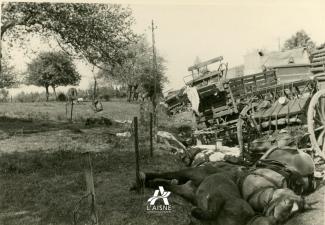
<box><xmin>0</xmin><ymin>100</ymin><xmax>192</xmax><ymax>225</ymax></box>
<box><xmin>0</xmin><ymin>100</ymin><xmax>139</xmax><ymax>122</ymax></box>
<box><xmin>0</xmin><ymin>100</ymin><xmax>323</xmax><ymax>225</ymax></box>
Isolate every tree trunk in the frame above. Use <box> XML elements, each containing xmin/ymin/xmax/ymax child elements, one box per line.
<box><xmin>45</xmin><ymin>85</ymin><xmax>49</xmax><ymax>101</ymax></box>
<box><xmin>127</xmin><ymin>85</ymin><xmax>132</xmax><ymax>102</ymax></box>
<box><xmin>133</xmin><ymin>85</ymin><xmax>139</xmax><ymax>101</ymax></box>
<box><xmin>93</xmin><ymin>77</ymin><xmax>97</xmax><ymax>101</ymax></box>
<box><xmin>52</xmin><ymin>85</ymin><xmax>57</xmax><ymax>100</ymax></box>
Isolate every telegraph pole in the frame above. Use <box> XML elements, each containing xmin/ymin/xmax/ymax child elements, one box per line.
<box><xmin>151</xmin><ymin>20</ymin><xmax>158</xmax><ymax>126</ymax></box>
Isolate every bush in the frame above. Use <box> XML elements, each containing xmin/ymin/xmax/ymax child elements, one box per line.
<box><xmin>100</xmin><ymin>93</ymin><xmax>110</xmax><ymax>101</ymax></box>
<box><xmin>0</xmin><ymin>88</ymin><xmax>9</xmax><ymax>102</ymax></box>
<box><xmin>15</xmin><ymin>91</ymin><xmax>46</xmax><ymax>102</ymax></box>
<box><xmin>57</xmin><ymin>92</ymin><xmax>67</xmax><ymax>102</ymax></box>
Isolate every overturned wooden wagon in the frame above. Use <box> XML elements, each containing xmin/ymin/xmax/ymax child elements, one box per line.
<box><xmin>236</xmin><ymin>76</ymin><xmax>325</xmax><ymax>160</ymax></box>
<box><xmin>183</xmin><ymin>56</ymin><xmax>325</xmax><ymax>160</ymax></box>
<box><xmin>236</xmin><ymin>47</ymin><xmax>325</xmax><ymax>160</ymax></box>
<box><xmin>164</xmin><ymin>87</ymin><xmax>189</xmax><ymax>115</ymax></box>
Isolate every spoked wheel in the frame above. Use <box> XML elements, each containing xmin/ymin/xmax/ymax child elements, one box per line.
<box><xmin>237</xmin><ymin>104</ymin><xmax>261</xmax><ymax>160</ymax></box>
<box><xmin>307</xmin><ymin>89</ymin><xmax>325</xmax><ymax>160</ymax></box>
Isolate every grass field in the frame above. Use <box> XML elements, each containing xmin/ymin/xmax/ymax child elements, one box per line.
<box><xmin>0</xmin><ymin>100</ymin><xmax>139</xmax><ymax>122</ymax></box>
<box><xmin>0</xmin><ymin>101</ymin><xmax>323</xmax><ymax>225</ymax></box>
<box><xmin>0</xmin><ymin>100</ymin><xmax>192</xmax><ymax>225</ymax></box>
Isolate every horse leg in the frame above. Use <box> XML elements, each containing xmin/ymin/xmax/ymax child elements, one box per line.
<box><xmin>144</xmin><ymin>162</ymin><xmax>240</xmax><ymax>187</ymax></box>
<box><xmin>144</xmin><ymin>166</ymin><xmax>217</xmax><ymax>187</ymax></box>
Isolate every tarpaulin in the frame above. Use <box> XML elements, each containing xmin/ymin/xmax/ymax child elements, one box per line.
<box><xmin>186</xmin><ymin>86</ymin><xmax>200</xmax><ymax>115</ymax></box>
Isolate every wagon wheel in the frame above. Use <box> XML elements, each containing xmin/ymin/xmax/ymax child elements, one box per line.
<box><xmin>237</xmin><ymin>103</ymin><xmax>261</xmax><ymax>160</ymax></box>
<box><xmin>307</xmin><ymin>89</ymin><xmax>325</xmax><ymax>160</ymax></box>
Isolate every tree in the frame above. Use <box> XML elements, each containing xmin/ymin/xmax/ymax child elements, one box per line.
<box><xmin>0</xmin><ymin>58</ymin><xmax>16</xmax><ymax>88</ymax></box>
<box><xmin>26</xmin><ymin>51</ymin><xmax>81</xmax><ymax>101</ymax></box>
<box><xmin>0</xmin><ymin>88</ymin><xmax>9</xmax><ymax>102</ymax></box>
<box><xmin>98</xmin><ymin>36</ymin><xmax>167</xmax><ymax>102</ymax></box>
<box><xmin>283</xmin><ymin>30</ymin><xmax>315</xmax><ymax>51</ymax></box>
<box><xmin>1</xmin><ymin>2</ymin><xmax>136</xmax><ymax>77</ymax></box>
<box><xmin>140</xmin><ymin>55</ymin><xmax>167</xmax><ymax>102</ymax></box>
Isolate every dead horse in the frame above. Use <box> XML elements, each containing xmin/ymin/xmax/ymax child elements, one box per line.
<box><xmin>140</xmin><ymin>148</ymin><xmax>317</xmax><ymax>225</ymax></box>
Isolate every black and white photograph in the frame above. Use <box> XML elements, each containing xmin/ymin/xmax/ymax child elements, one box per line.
<box><xmin>0</xmin><ymin>0</ymin><xmax>324</xmax><ymax>225</ymax></box>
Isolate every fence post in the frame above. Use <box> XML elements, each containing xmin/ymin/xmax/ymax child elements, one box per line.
<box><xmin>133</xmin><ymin>117</ymin><xmax>142</xmax><ymax>193</ymax></box>
<box><xmin>84</xmin><ymin>152</ymin><xmax>98</xmax><ymax>225</ymax></box>
<box><xmin>150</xmin><ymin>113</ymin><xmax>153</xmax><ymax>157</ymax></box>
<box><xmin>70</xmin><ymin>101</ymin><xmax>74</xmax><ymax>121</ymax></box>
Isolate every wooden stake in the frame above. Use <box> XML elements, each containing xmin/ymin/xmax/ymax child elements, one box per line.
<box><xmin>70</xmin><ymin>101</ymin><xmax>74</xmax><ymax>121</ymax></box>
<box><xmin>133</xmin><ymin>117</ymin><xmax>142</xmax><ymax>193</ymax></box>
<box><xmin>150</xmin><ymin>113</ymin><xmax>153</xmax><ymax>157</ymax></box>
<box><xmin>84</xmin><ymin>152</ymin><xmax>98</xmax><ymax>225</ymax></box>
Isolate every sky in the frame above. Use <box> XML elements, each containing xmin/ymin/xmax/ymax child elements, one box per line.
<box><xmin>2</xmin><ymin>0</ymin><xmax>325</xmax><ymax>95</ymax></box>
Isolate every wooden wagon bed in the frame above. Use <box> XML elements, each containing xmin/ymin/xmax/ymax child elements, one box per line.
<box><xmin>196</xmin><ymin>70</ymin><xmax>278</xmax><ymax>126</ymax></box>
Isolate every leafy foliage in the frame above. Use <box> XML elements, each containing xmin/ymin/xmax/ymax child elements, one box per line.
<box><xmin>26</xmin><ymin>51</ymin><xmax>80</xmax><ymax>100</ymax></box>
<box><xmin>0</xmin><ymin>58</ymin><xmax>16</xmax><ymax>88</ymax></box>
<box><xmin>98</xmin><ymin>36</ymin><xmax>167</xmax><ymax>101</ymax></box>
<box><xmin>1</xmin><ymin>2</ymin><xmax>136</xmax><ymax>69</ymax></box>
<box><xmin>0</xmin><ymin>88</ymin><xmax>9</xmax><ymax>102</ymax></box>
<box><xmin>283</xmin><ymin>30</ymin><xmax>315</xmax><ymax>51</ymax></box>
<box><xmin>14</xmin><ymin>91</ymin><xmax>46</xmax><ymax>102</ymax></box>
<box><xmin>140</xmin><ymin>54</ymin><xmax>167</xmax><ymax>100</ymax></box>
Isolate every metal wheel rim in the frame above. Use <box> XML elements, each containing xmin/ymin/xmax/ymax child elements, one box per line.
<box><xmin>307</xmin><ymin>89</ymin><xmax>325</xmax><ymax>159</ymax></box>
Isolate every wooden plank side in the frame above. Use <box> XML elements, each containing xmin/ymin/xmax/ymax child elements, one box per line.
<box><xmin>212</xmin><ymin>105</ymin><xmax>228</xmax><ymax>113</ymax></box>
<box><xmin>312</xmin><ymin>48</ymin><xmax>325</xmax><ymax>54</ymax></box>
<box><xmin>313</xmin><ymin>56</ymin><xmax>325</xmax><ymax>62</ymax></box>
<box><xmin>188</xmin><ymin>56</ymin><xmax>223</xmax><ymax>71</ymax></box>
<box><xmin>213</xmin><ymin>108</ymin><xmax>235</xmax><ymax>118</ymax></box>
<box><xmin>311</xmin><ymin>61</ymin><xmax>325</xmax><ymax>67</ymax></box>
<box><xmin>311</xmin><ymin>67</ymin><xmax>325</xmax><ymax>73</ymax></box>
<box><xmin>275</xmin><ymin>98</ymin><xmax>308</xmax><ymax>117</ymax></box>
<box><xmin>242</xmin><ymin>80</ymin><xmax>310</xmax><ymax>98</ymax></box>
<box><xmin>231</xmin><ymin>88</ymin><xmax>246</xmax><ymax>97</ymax></box>
<box><xmin>312</xmin><ymin>52</ymin><xmax>325</xmax><ymax>58</ymax></box>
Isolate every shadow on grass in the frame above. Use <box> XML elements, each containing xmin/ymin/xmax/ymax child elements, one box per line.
<box><xmin>0</xmin><ymin>150</ymin><xmax>137</xmax><ymax>225</ymax></box>
<box><xmin>0</xmin><ymin>116</ymin><xmax>123</xmax><ymax>138</ymax></box>
<box><xmin>0</xmin><ymin>148</ymin><xmax>188</xmax><ymax>225</ymax></box>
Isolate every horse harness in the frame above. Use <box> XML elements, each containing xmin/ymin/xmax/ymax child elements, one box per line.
<box><xmin>237</xmin><ymin>159</ymin><xmax>315</xmax><ymax>203</ymax></box>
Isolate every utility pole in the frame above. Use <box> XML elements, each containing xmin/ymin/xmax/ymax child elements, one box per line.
<box><xmin>151</xmin><ymin>20</ymin><xmax>158</xmax><ymax>126</ymax></box>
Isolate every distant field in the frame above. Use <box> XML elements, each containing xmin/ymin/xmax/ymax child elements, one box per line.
<box><xmin>0</xmin><ymin>100</ymin><xmax>140</xmax><ymax>122</ymax></box>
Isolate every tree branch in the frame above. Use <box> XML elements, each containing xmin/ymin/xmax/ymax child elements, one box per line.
<box><xmin>1</xmin><ymin>21</ymin><xmax>16</xmax><ymax>39</ymax></box>
<box><xmin>1</xmin><ymin>14</ymin><xmax>34</xmax><ymax>39</ymax></box>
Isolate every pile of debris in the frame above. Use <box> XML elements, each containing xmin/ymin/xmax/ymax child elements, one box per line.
<box><xmin>156</xmin><ymin>130</ymin><xmax>240</xmax><ymax>167</ymax></box>
<box><xmin>164</xmin><ymin>88</ymin><xmax>190</xmax><ymax>115</ymax></box>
